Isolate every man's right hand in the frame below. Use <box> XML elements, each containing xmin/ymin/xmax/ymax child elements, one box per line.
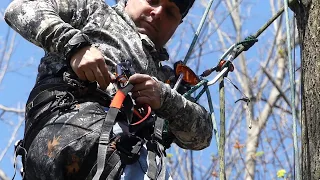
<box><xmin>70</xmin><ymin>46</ymin><xmax>111</xmax><ymax>90</ymax></box>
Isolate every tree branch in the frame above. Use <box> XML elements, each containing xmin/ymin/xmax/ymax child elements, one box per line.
<box><xmin>0</xmin><ymin>105</ymin><xmax>25</xmax><ymax>114</ymax></box>
<box><xmin>0</xmin><ymin>169</ymin><xmax>10</xmax><ymax>180</ymax></box>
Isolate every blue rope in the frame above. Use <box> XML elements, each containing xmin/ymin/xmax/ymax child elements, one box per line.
<box><xmin>183</xmin><ymin>0</ymin><xmax>217</xmax><ymax>64</ymax></box>
<box><xmin>283</xmin><ymin>0</ymin><xmax>300</xmax><ymax>179</ymax></box>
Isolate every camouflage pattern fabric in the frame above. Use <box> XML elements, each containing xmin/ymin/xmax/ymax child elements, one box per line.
<box><xmin>25</xmin><ymin>101</ymin><xmax>105</xmax><ymax>179</ymax></box>
<box><xmin>5</xmin><ymin>0</ymin><xmax>213</xmax><ymax>179</ymax></box>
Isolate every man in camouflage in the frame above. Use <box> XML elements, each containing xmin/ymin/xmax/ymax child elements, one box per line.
<box><xmin>5</xmin><ymin>0</ymin><xmax>213</xmax><ymax>179</ymax></box>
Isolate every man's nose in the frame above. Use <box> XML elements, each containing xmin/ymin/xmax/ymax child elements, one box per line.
<box><xmin>150</xmin><ymin>6</ymin><xmax>163</xmax><ymax>19</ymax></box>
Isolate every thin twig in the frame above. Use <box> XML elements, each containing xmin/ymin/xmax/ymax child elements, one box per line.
<box><xmin>0</xmin><ymin>113</ymin><xmax>24</xmax><ymax>162</ymax></box>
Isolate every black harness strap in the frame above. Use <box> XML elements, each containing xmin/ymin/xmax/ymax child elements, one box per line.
<box><xmin>103</xmin><ymin>150</ymin><xmax>121</xmax><ymax>179</ymax></box>
<box><xmin>107</xmin><ymin>160</ymin><xmax>122</xmax><ymax>179</ymax></box>
<box><xmin>146</xmin><ymin>117</ymin><xmax>166</xmax><ymax>180</ymax></box>
<box><xmin>93</xmin><ymin>83</ymin><xmax>134</xmax><ymax>180</ymax></box>
<box><xmin>24</xmin><ymin>85</ymin><xmax>74</xmax><ymax>152</ymax></box>
<box><xmin>147</xmin><ymin>148</ymin><xmax>157</xmax><ymax>179</ymax></box>
<box><xmin>94</xmin><ymin>108</ymin><xmax>120</xmax><ymax>180</ymax></box>
<box><xmin>26</xmin><ymin>84</ymin><xmax>71</xmax><ymax>117</ymax></box>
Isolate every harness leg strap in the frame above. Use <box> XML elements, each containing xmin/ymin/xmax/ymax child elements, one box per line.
<box><xmin>93</xmin><ymin>108</ymin><xmax>120</xmax><ymax>180</ymax></box>
<box><xmin>147</xmin><ymin>150</ymin><xmax>157</xmax><ymax>179</ymax></box>
<box><xmin>93</xmin><ymin>83</ymin><xmax>134</xmax><ymax>180</ymax></box>
<box><xmin>146</xmin><ymin>117</ymin><xmax>166</xmax><ymax>179</ymax></box>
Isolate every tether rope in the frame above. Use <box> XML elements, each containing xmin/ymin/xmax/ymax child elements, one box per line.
<box><xmin>283</xmin><ymin>0</ymin><xmax>300</xmax><ymax>179</ymax></box>
<box><xmin>183</xmin><ymin>0</ymin><xmax>217</xmax><ymax>64</ymax></box>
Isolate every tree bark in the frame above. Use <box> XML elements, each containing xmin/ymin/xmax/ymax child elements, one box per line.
<box><xmin>294</xmin><ymin>1</ymin><xmax>320</xmax><ymax>179</ymax></box>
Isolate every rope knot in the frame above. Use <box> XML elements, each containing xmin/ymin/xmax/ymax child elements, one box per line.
<box><xmin>238</xmin><ymin>35</ymin><xmax>258</xmax><ymax>51</ymax></box>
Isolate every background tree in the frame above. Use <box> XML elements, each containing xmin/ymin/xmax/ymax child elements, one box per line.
<box><xmin>292</xmin><ymin>1</ymin><xmax>320</xmax><ymax>180</ymax></box>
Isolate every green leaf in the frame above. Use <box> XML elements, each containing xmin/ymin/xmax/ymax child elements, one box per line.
<box><xmin>255</xmin><ymin>151</ymin><xmax>264</xmax><ymax>157</ymax></box>
<box><xmin>167</xmin><ymin>153</ymin><xmax>173</xmax><ymax>158</ymax></box>
<box><xmin>277</xmin><ymin>169</ymin><xmax>286</xmax><ymax>178</ymax></box>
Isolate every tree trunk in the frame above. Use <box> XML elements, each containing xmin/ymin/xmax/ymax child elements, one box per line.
<box><xmin>294</xmin><ymin>1</ymin><xmax>320</xmax><ymax>179</ymax></box>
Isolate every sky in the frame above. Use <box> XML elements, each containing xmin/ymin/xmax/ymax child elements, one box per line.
<box><xmin>0</xmin><ymin>1</ymin><xmax>43</xmax><ymax>178</ymax></box>
<box><xmin>0</xmin><ymin>0</ymin><xmax>297</xmax><ymax>179</ymax></box>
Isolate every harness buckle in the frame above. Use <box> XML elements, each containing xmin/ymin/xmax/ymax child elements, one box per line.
<box><xmin>26</xmin><ymin>101</ymin><xmax>34</xmax><ymax>113</ymax></box>
<box><xmin>13</xmin><ymin>140</ymin><xmax>27</xmax><ymax>180</ymax></box>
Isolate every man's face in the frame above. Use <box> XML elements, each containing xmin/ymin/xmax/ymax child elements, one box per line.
<box><xmin>125</xmin><ymin>0</ymin><xmax>182</xmax><ymax>48</ymax></box>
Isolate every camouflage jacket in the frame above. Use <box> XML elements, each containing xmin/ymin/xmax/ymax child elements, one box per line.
<box><xmin>5</xmin><ymin>0</ymin><xmax>212</xmax><ymax>150</ymax></box>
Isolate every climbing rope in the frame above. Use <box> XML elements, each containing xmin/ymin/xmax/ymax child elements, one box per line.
<box><xmin>218</xmin><ymin>78</ymin><xmax>226</xmax><ymax>180</ymax></box>
<box><xmin>236</xmin><ymin>35</ymin><xmax>258</xmax><ymax>51</ymax></box>
<box><xmin>183</xmin><ymin>0</ymin><xmax>245</xmax><ymax>65</ymax></box>
<box><xmin>183</xmin><ymin>0</ymin><xmax>217</xmax><ymax>64</ymax></box>
<box><xmin>283</xmin><ymin>0</ymin><xmax>300</xmax><ymax>179</ymax></box>
<box><xmin>179</xmin><ymin>4</ymin><xmax>288</xmax><ymax>178</ymax></box>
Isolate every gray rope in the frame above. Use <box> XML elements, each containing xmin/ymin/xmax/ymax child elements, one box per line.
<box><xmin>283</xmin><ymin>0</ymin><xmax>300</xmax><ymax>179</ymax></box>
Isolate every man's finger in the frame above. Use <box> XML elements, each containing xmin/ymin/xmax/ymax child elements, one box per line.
<box><xmin>134</xmin><ymin>96</ymin><xmax>149</xmax><ymax>106</ymax></box>
<box><xmin>76</xmin><ymin>70</ymin><xmax>87</xmax><ymax>81</ymax></box>
<box><xmin>130</xmin><ymin>82</ymin><xmax>147</xmax><ymax>92</ymax></box>
<box><xmin>128</xmin><ymin>73</ymin><xmax>151</xmax><ymax>84</ymax></box>
<box><xmin>131</xmin><ymin>90</ymin><xmax>144</xmax><ymax>99</ymax></box>
<box><xmin>98</xmin><ymin>60</ymin><xmax>111</xmax><ymax>86</ymax></box>
<box><xmin>93</xmin><ymin>67</ymin><xmax>107</xmax><ymax>89</ymax></box>
<box><xmin>109</xmin><ymin>71</ymin><xmax>116</xmax><ymax>83</ymax></box>
<box><xmin>84</xmin><ymin>70</ymin><xmax>95</xmax><ymax>82</ymax></box>
<box><xmin>134</xmin><ymin>96</ymin><xmax>160</xmax><ymax>110</ymax></box>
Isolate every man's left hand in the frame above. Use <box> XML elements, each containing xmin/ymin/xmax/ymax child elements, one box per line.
<box><xmin>129</xmin><ymin>74</ymin><xmax>161</xmax><ymax>110</ymax></box>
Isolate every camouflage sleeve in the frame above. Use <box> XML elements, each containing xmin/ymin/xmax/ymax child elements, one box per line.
<box><xmin>4</xmin><ymin>0</ymin><xmax>104</xmax><ymax>57</ymax></box>
<box><xmin>155</xmin><ymin>82</ymin><xmax>213</xmax><ymax>150</ymax></box>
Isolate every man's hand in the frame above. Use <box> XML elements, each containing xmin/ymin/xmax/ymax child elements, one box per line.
<box><xmin>70</xmin><ymin>46</ymin><xmax>111</xmax><ymax>90</ymax></box>
<box><xmin>129</xmin><ymin>74</ymin><xmax>161</xmax><ymax>110</ymax></box>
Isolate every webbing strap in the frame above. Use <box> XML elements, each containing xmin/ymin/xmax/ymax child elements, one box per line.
<box><xmin>146</xmin><ymin>141</ymin><xmax>166</xmax><ymax>180</ymax></box>
<box><xmin>146</xmin><ymin>117</ymin><xmax>165</xmax><ymax>179</ymax></box>
<box><xmin>107</xmin><ymin>161</ymin><xmax>122</xmax><ymax>180</ymax></box>
<box><xmin>154</xmin><ymin>118</ymin><xmax>164</xmax><ymax>141</ymax></box>
<box><xmin>104</xmin><ymin>150</ymin><xmax>121</xmax><ymax>179</ymax></box>
<box><xmin>93</xmin><ymin>83</ymin><xmax>133</xmax><ymax>180</ymax></box>
<box><xmin>147</xmin><ymin>151</ymin><xmax>157</xmax><ymax>179</ymax></box>
<box><xmin>93</xmin><ymin>107</ymin><xmax>119</xmax><ymax>180</ymax></box>
<box><xmin>110</xmin><ymin>90</ymin><xmax>126</xmax><ymax>109</ymax></box>
<box><xmin>157</xmin><ymin>144</ymin><xmax>166</xmax><ymax>180</ymax></box>
<box><xmin>26</xmin><ymin>85</ymin><xmax>70</xmax><ymax>117</ymax></box>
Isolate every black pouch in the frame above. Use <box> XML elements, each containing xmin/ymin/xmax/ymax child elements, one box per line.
<box><xmin>116</xmin><ymin>134</ymin><xmax>144</xmax><ymax>165</ymax></box>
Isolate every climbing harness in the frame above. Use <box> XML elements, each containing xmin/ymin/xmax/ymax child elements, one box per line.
<box><xmin>92</xmin><ymin>60</ymin><xmax>168</xmax><ymax>180</ymax></box>
<box><xmin>13</xmin><ymin>62</ymin><xmax>169</xmax><ymax>180</ymax></box>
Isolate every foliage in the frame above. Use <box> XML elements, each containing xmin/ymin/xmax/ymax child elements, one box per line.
<box><xmin>277</xmin><ymin>169</ymin><xmax>286</xmax><ymax>178</ymax></box>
